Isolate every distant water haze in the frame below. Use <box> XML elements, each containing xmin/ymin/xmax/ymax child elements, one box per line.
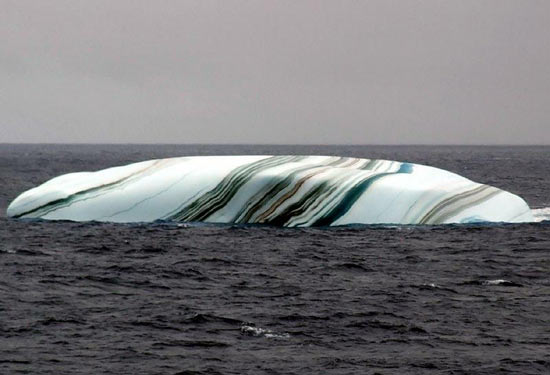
<box><xmin>1</xmin><ymin>1</ymin><xmax>549</xmax><ymax>144</ymax></box>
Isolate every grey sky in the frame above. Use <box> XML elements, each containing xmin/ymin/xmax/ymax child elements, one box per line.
<box><xmin>1</xmin><ymin>0</ymin><xmax>549</xmax><ymax>144</ymax></box>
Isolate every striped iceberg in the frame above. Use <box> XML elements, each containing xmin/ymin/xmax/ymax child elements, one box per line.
<box><xmin>6</xmin><ymin>155</ymin><xmax>534</xmax><ymax>226</ymax></box>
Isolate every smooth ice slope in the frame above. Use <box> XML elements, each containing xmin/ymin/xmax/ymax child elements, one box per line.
<box><xmin>6</xmin><ymin>155</ymin><xmax>534</xmax><ymax>226</ymax></box>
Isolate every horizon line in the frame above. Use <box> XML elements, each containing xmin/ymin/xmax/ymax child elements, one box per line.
<box><xmin>1</xmin><ymin>142</ymin><xmax>549</xmax><ymax>147</ymax></box>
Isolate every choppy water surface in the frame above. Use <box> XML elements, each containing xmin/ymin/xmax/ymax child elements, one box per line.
<box><xmin>1</xmin><ymin>144</ymin><xmax>549</xmax><ymax>374</ymax></box>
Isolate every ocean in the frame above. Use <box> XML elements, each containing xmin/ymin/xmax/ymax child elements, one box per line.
<box><xmin>1</xmin><ymin>144</ymin><xmax>549</xmax><ymax>374</ymax></box>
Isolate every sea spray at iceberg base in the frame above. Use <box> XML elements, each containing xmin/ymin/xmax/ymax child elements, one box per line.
<box><xmin>532</xmin><ymin>207</ymin><xmax>550</xmax><ymax>222</ymax></box>
<box><xmin>6</xmin><ymin>155</ymin><xmax>534</xmax><ymax>225</ymax></box>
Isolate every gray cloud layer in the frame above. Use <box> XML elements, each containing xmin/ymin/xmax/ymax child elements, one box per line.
<box><xmin>1</xmin><ymin>0</ymin><xmax>549</xmax><ymax>144</ymax></box>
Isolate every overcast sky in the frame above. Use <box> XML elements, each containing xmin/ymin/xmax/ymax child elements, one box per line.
<box><xmin>1</xmin><ymin>0</ymin><xmax>549</xmax><ymax>144</ymax></box>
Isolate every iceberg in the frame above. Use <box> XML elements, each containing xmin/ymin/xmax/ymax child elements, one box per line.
<box><xmin>6</xmin><ymin>155</ymin><xmax>534</xmax><ymax>226</ymax></box>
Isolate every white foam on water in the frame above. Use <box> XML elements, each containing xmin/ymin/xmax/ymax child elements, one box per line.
<box><xmin>531</xmin><ymin>207</ymin><xmax>550</xmax><ymax>222</ymax></box>
<box><xmin>241</xmin><ymin>325</ymin><xmax>290</xmax><ymax>339</ymax></box>
<box><xmin>421</xmin><ymin>283</ymin><xmax>438</xmax><ymax>288</ymax></box>
<box><xmin>482</xmin><ymin>279</ymin><xmax>522</xmax><ymax>287</ymax></box>
<box><xmin>484</xmin><ymin>280</ymin><xmax>509</xmax><ymax>285</ymax></box>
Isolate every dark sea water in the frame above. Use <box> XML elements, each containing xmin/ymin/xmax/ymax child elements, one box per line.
<box><xmin>1</xmin><ymin>144</ymin><xmax>549</xmax><ymax>375</ymax></box>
